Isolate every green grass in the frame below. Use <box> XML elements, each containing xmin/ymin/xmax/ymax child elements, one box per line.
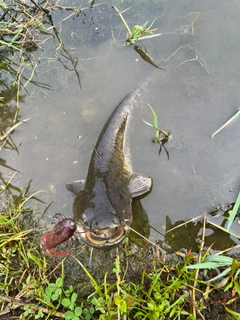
<box><xmin>186</xmin><ymin>192</ymin><xmax>240</xmax><ymax>288</ymax></box>
<box><xmin>142</xmin><ymin>103</ymin><xmax>169</xmax><ymax>142</ymax></box>
<box><xmin>113</xmin><ymin>5</ymin><xmax>157</xmax><ymax>45</ymax></box>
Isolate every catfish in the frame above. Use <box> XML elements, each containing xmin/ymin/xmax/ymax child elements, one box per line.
<box><xmin>67</xmin><ymin>93</ymin><xmax>152</xmax><ymax>248</ymax></box>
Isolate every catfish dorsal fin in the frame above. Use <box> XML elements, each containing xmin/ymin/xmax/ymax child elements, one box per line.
<box><xmin>66</xmin><ymin>180</ymin><xmax>85</xmax><ymax>195</ymax></box>
<box><xmin>129</xmin><ymin>174</ymin><xmax>152</xmax><ymax>198</ymax></box>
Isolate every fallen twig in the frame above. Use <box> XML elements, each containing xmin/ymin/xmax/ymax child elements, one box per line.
<box><xmin>0</xmin><ymin>118</ymin><xmax>31</xmax><ymax>141</ymax></box>
<box><xmin>0</xmin><ymin>294</ymin><xmax>65</xmax><ymax>318</ymax></box>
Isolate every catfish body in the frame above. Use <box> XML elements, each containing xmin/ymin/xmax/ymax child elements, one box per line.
<box><xmin>67</xmin><ymin>93</ymin><xmax>152</xmax><ymax>248</ymax></box>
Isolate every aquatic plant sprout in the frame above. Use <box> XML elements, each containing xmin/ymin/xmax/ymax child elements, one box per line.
<box><xmin>125</xmin><ymin>21</ymin><xmax>157</xmax><ymax>45</ymax></box>
<box><xmin>143</xmin><ymin>103</ymin><xmax>160</xmax><ymax>140</ymax></box>
<box><xmin>143</xmin><ymin>104</ymin><xmax>170</xmax><ymax>158</ymax></box>
<box><xmin>143</xmin><ymin>104</ymin><xmax>170</xmax><ymax>141</ymax></box>
<box><xmin>112</xmin><ymin>5</ymin><xmax>157</xmax><ymax>45</ymax></box>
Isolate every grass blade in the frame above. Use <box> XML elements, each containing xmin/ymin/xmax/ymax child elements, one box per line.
<box><xmin>112</xmin><ymin>5</ymin><xmax>131</xmax><ymax>34</ymax></box>
<box><xmin>147</xmin><ymin>103</ymin><xmax>158</xmax><ymax>128</ymax></box>
<box><xmin>72</xmin><ymin>256</ymin><xmax>102</xmax><ymax>295</ymax></box>
<box><xmin>208</xmin><ymin>267</ymin><xmax>231</xmax><ymax>282</ymax></box>
<box><xmin>207</xmin><ymin>220</ymin><xmax>240</xmax><ymax>238</ymax></box>
<box><xmin>226</xmin><ymin>191</ymin><xmax>240</xmax><ymax>231</ymax></box>
<box><xmin>211</xmin><ymin>109</ymin><xmax>240</xmax><ymax>137</ymax></box>
<box><xmin>142</xmin><ymin>119</ymin><xmax>155</xmax><ymax>128</ymax></box>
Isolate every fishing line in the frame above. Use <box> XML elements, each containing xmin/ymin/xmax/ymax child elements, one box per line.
<box><xmin>123</xmin><ymin>221</ymin><xmax>167</xmax><ymax>255</ymax></box>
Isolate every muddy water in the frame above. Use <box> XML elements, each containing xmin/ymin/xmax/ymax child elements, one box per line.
<box><xmin>1</xmin><ymin>0</ymin><xmax>240</xmax><ymax>252</ymax></box>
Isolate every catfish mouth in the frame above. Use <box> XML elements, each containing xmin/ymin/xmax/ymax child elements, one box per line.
<box><xmin>77</xmin><ymin>224</ymin><xmax>130</xmax><ymax>248</ymax></box>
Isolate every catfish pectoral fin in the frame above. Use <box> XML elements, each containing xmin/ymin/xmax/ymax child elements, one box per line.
<box><xmin>66</xmin><ymin>179</ymin><xmax>85</xmax><ymax>195</ymax></box>
<box><xmin>129</xmin><ymin>173</ymin><xmax>152</xmax><ymax>198</ymax></box>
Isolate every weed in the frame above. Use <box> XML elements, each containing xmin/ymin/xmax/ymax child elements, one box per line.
<box><xmin>125</xmin><ymin>21</ymin><xmax>157</xmax><ymax>45</ymax></box>
<box><xmin>71</xmin><ymin>249</ymin><xmax>202</xmax><ymax>320</ymax></box>
<box><xmin>0</xmin><ymin>0</ymin><xmax>81</xmax><ymax>149</ymax></box>
<box><xmin>113</xmin><ymin>6</ymin><xmax>157</xmax><ymax>45</ymax></box>
<box><xmin>37</xmin><ymin>275</ymin><xmax>84</xmax><ymax>320</ymax></box>
<box><xmin>0</xmin><ymin>193</ymin><xmax>48</xmax><ymax>318</ymax></box>
<box><xmin>185</xmin><ymin>199</ymin><xmax>240</xmax><ymax>318</ymax></box>
<box><xmin>143</xmin><ymin>103</ymin><xmax>170</xmax><ymax>158</ymax></box>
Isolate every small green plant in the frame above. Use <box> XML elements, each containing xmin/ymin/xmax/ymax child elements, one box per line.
<box><xmin>43</xmin><ymin>277</ymin><xmax>63</xmax><ymax>304</ymax></box>
<box><xmin>143</xmin><ymin>103</ymin><xmax>170</xmax><ymax>157</ymax></box>
<box><xmin>125</xmin><ymin>21</ymin><xmax>157</xmax><ymax>45</ymax></box>
<box><xmin>62</xmin><ymin>293</ymin><xmax>83</xmax><ymax>320</ymax></box>
<box><xmin>21</xmin><ymin>275</ymin><xmax>85</xmax><ymax>320</ymax></box>
<box><xmin>38</xmin><ymin>264</ymin><xmax>85</xmax><ymax>320</ymax></box>
<box><xmin>62</xmin><ymin>284</ymin><xmax>83</xmax><ymax>320</ymax></box>
<box><xmin>113</xmin><ymin>6</ymin><xmax>157</xmax><ymax>45</ymax></box>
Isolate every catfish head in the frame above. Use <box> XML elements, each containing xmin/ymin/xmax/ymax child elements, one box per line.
<box><xmin>67</xmin><ymin>174</ymin><xmax>151</xmax><ymax>249</ymax></box>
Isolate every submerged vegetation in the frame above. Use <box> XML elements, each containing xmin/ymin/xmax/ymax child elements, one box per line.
<box><xmin>0</xmin><ymin>0</ymin><xmax>88</xmax><ymax>149</ymax></box>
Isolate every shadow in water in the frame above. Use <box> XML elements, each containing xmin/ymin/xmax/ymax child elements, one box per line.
<box><xmin>163</xmin><ymin>205</ymin><xmax>239</xmax><ymax>254</ymax></box>
<box><xmin>130</xmin><ymin>199</ymin><xmax>150</xmax><ymax>243</ymax></box>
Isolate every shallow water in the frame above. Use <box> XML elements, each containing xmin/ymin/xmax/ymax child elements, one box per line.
<box><xmin>1</xmin><ymin>0</ymin><xmax>240</xmax><ymax>252</ymax></box>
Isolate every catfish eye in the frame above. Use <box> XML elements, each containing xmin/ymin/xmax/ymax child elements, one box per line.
<box><xmin>123</xmin><ymin>210</ymin><xmax>126</xmax><ymax>215</ymax></box>
<box><xmin>81</xmin><ymin>213</ymin><xmax>86</xmax><ymax>221</ymax></box>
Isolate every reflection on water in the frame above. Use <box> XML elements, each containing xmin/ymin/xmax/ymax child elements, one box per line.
<box><xmin>1</xmin><ymin>0</ymin><xmax>240</xmax><ymax>253</ymax></box>
<box><xmin>164</xmin><ymin>207</ymin><xmax>238</xmax><ymax>254</ymax></box>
